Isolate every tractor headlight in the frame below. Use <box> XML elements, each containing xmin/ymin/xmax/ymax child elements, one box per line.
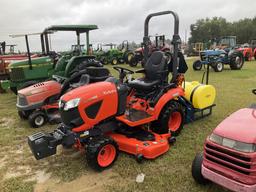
<box><xmin>209</xmin><ymin>133</ymin><xmax>256</xmax><ymax>153</ymax></box>
<box><xmin>63</xmin><ymin>98</ymin><xmax>80</xmax><ymax>111</ymax></box>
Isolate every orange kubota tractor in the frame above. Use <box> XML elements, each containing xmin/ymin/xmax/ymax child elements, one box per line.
<box><xmin>28</xmin><ymin>11</ymin><xmax>216</xmax><ymax>171</ymax></box>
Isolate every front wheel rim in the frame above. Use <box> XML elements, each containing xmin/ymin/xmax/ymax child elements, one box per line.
<box><xmin>35</xmin><ymin>115</ymin><xmax>44</xmax><ymax>126</ymax></box>
<box><xmin>217</xmin><ymin>63</ymin><xmax>223</xmax><ymax>71</ymax></box>
<box><xmin>97</xmin><ymin>144</ymin><xmax>116</xmax><ymax>167</ymax></box>
<box><xmin>168</xmin><ymin>112</ymin><xmax>182</xmax><ymax>132</ymax></box>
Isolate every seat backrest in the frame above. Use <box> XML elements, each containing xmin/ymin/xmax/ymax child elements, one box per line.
<box><xmin>144</xmin><ymin>51</ymin><xmax>167</xmax><ymax>81</ymax></box>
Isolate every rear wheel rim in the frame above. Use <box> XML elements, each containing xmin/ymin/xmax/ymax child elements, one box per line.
<box><xmin>35</xmin><ymin>115</ymin><xmax>44</xmax><ymax>126</ymax></box>
<box><xmin>217</xmin><ymin>63</ymin><xmax>222</xmax><ymax>71</ymax></box>
<box><xmin>113</xmin><ymin>59</ymin><xmax>117</xmax><ymax>65</ymax></box>
<box><xmin>128</xmin><ymin>54</ymin><xmax>133</xmax><ymax>62</ymax></box>
<box><xmin>235</xmin><ymin>56</ymin><xmax>241</xmax><ymax>66</ymax></box>
<box><xmin>168</xmin><ymin>112</ymin><xmax>182</xmax><ymax>132</ymax></box>
<box><xmin>97</xmin><ymin>144</ymin><xmax>116</xmax><ymax>167</ymax></box>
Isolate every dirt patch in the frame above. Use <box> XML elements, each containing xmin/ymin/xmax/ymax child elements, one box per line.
<box><xmin>0</xmin><ymin>117</ymin><xmax>15</xmax><ymax>128</ymax></box>
<box><xmin>34</xmin><ymin>169</ymin><xmax>120</xmax><ymax>192</ymax></box>
<box><xmin>4</xmin><ymin>165</ymin><xmax>32</xmax><ymax>179</ymax></box>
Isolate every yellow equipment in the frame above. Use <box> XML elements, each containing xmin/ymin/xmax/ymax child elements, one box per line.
<box><xmin>183</xmin><ymin>81</ymin><xmax>216</xmax><ymax>109</ymax></box>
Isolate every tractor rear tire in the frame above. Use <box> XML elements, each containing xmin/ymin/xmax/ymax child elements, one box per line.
<box><xmin>229</xmin><ymin>52</ymin><xmax>244</xmax><ymax>70</ymax></box>
<box><xmin>192</xmin><ymin>60</ymin><xmax>202</xmax><ymax>71</ymax></box>
<box><xmin>111</xmin><ymin>58</ymin><xmax>118</xmax><ymax>65</ymax></box>
<box><xmin>152</xmin><ymin>101</ymin><xmax>184</xmax><ymax>136</ymax></box>
<box><xmin>192</xmin><ymin>153</ymin><xmax>209</xmax><ymax>185</ymax></box>
<box><xmin>125</xmin><ymin>52</ymin><xmax>134</xmax><ymax>64</ymax></box>
<box><xmin>28</xmin><ymin>111</ymin><xmax>47</xmax><ymax>128</ymax></box>
<box><xmin>213</xmin><ymin>62</ymin><xmax>223</xmax><ymax>72</ymax></box>
<box><xmin>86</xmin><ymin>136</ymin><xmax>119</xmax><ymax>171</ymax></box>
<box><xmin>129</xmin><ymin>56</ymin><xmax>138</xmax><ymax>67</ymax></box>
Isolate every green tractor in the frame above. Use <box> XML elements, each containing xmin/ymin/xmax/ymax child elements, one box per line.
<box><xmin>1</xmin><ymin>25</ymin><xmax>98</xmax><ymax>94</ymax></box>
<box><xmin>95</xmin><ymin>41</ymin><xmax>134</xmax><ymax>65</ymax></box>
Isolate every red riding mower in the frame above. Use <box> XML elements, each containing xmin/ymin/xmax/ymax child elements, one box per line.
<box><xmin>28</xmin><ymin>11</ymin><xmax>216</xmax><ymax>171</ymax></box>
<box><xmin>17</xmin><ymin>57</ymin><xmax>111</xmax><ymax>128</ymax></box>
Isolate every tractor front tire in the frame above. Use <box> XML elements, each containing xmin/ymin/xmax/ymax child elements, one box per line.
<box><xmin>111</xmin><ymin>58</ymin><xmax>118</xmax><ymax>65</ymax></box>
<box><xmin>18</xmin><ymin>111</ymin><xmax>30</xmax><ymax>120</ymax></box>
<box><xmin>152</xmin><ymin>101</ymin><xmax>184</xmax><ymax>136</ymax></box>
<box><xmin>129</xmin><ymin>56</ymin><xmax>138</xmax><ymax>67</ymax></box>
<box><xmin>192</xmin><ymin>153</ymin><xmax>209</xmax><ymax>185</ymax></box>
<box><xmin>28</xmin><ymin>111</ymin><xmax>47</xmax><ymax>128</ymax></box>
<box><xmin>230</xmin><ymin>52</ymin><xmax>244</xmax><ymax>70</ymax></box>
<box><xmin>86</xmin><ymin>136</ymin><xmax>119</xmax><ymax>171</ymax></box>
<box><xmin>192</xmin><ymin>60</ymin><xmax>202</xmax><ymax>71</ymax></box>
<box><xmin>213</xmin><ymin>62</ymin><xmax>223</xmax><ymax>72</ymax></box>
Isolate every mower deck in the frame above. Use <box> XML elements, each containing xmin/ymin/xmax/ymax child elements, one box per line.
<box><xmin>108</xmin><ymin>127</ymin><xmax>170</xmax><ymax>159</ymax></box>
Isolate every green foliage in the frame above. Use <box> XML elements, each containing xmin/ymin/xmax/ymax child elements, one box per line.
<box><xmin>189</xmin><ymin>17</ymin><xmax>256</xmax><ymax>44</ymax></box>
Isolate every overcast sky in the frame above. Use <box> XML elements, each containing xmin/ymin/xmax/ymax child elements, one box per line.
<box><xmin>0</xmin><ymin>0</ymin><xmax>255</xmax><ymax>52</ymax></box>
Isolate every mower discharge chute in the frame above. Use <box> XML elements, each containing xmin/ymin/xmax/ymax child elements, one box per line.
<box><xmin>28</xmin><ymin>11</ymin><xmax>216</xmax><ymax>171</ymax></box>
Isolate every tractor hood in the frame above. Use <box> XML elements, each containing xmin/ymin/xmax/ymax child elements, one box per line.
<box><xmin>202</xmin><ymin>49</ymin><xmax>226</xmax><ymax>56</ymax></box>
<box><xmin>9</xmin><ymin>56</ymin><xmax>53</xmax><ymax>68</ymax></box>
<box><xmin>213</xmin><ymin>108</ymin><xmax>256</xmax><ymax>144</ymax></box>
<box><xmin>18</xmin><ymin>80</ymin><xmax>61</xmax><ymax>97</ymax></box>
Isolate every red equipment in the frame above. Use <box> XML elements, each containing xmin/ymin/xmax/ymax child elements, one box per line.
<box><xmin>17</xmin><ymin>59</ymin><xmax>110</xmax><ymax>128</ymax></box>
<box><xmin>192</xmin><ymin>89</ymin><xmax>256</xmax><ymax>192</ymax></box>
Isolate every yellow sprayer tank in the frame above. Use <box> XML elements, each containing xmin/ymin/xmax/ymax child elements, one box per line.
<box><xmin>183</xmin><ymin>81</ymin><xmax>216</xmax><ymax>109</ymax></box>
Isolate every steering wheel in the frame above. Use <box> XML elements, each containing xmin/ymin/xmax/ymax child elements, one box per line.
<box><xmin>252</xmin><ymin>89</ymin><xmax>256</xmax><ymax>95</ymax></box>
<box><xmin>113</xmin><ymin>66</ymin><xmax>134</xmax><ymax>83</ymax></box>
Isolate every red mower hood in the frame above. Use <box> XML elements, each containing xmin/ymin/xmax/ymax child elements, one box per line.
<box><xmin>213</xmin><ymin>108</ymin><xmax>256</xmax><ymax>144</ymax></box>
<box><xmin>18</xmin><ymin>80</ymin><xmax>61</xmax><ymax>96</ymax></box>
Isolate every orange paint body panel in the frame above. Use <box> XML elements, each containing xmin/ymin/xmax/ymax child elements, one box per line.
<box><xmin>18</xmin><ymin>80</ymin><xmax>61</xmax><ymax>105</ymax></box>
<box><xmin>116</xmin><ymin>87</ymin><xmax>184</xmax><ymax>127</ymax></box>
<box><xmin>62</xmin><ymin>82</ymin><xmax>118</xmax><ymax>132</ymax></box>
<box><xmin>109</xmin><ymin>132</ymin><xmax>170</xmax><ymax>159</ymax></box>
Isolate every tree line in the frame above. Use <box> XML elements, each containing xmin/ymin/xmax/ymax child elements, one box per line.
<box><xmin>189</xmin><ymin>17</ymin><xmax>256</xmax><ymax>46</ymax></box>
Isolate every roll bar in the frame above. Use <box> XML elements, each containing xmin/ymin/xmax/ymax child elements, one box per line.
<box><xmin>143</xmin><ymin>11</ymin><xmax>181</xmax><ymax>82</ymax></box>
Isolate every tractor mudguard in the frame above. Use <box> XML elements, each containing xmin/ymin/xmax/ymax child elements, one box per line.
<box><xmin>64</xmin><ymin>55</ymin><xmax>95</xmax><ymax>77</ymax></box>
<box><xmin>154</xmin><ymin>87</ymin><xmax>184</xmax><ymax>118</ymax></box>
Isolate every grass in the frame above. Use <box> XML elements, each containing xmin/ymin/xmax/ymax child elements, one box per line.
<box><xmin>0</xmin><ymin>59</ymin><xmax>255</xmax><ymax>191</ymax></box>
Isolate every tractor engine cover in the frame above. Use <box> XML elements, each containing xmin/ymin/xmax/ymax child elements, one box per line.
<box><xmin>183</xmin><ymin>81</ymin><xmax>216</xmax><ymax>109</ymax></box>
<box><xmin>59</xmin><ymin>81</ymin><xmax>119</xmax><ymax>132</ymax></box>
<box><xmin>18</xmin><ymin>80</ymin><xmax>61</xmax><ymax>106</ymax></box>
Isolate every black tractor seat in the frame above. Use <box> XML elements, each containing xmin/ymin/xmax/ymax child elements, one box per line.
<box><xmin>85</xmin><ymin>67</ymin><xmax>110</xmax><ymax>82</ymax></box>
<box><xmin>70</xmin><ymin>74</ymin><xmax>90</xmax><ymax>89</ymax></box>
<box><xmin>128</xmin><ymin>51</ymin><xmax>168</xmax><ymax>91</ymax></box>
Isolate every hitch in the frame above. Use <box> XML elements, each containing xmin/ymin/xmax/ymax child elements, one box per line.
<box><xmin>28</xmin><ymin>127</ymin><xmax>76</xmax><ymax>160</ymax></box>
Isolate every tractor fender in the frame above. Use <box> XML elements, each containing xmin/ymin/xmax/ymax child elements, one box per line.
<box><xmin>64</xmin><ymin>55</ymin><xmax>96</xmax><ymax>77</ymax></box>
<box><xmin>154</xmin><ymin>87</ymin><xmax>184</xmax><ymax>119</ymax></box>
<box><xmin>228</xmin><ymin>49</ymin><xmax>243</xmax><ymax>58</ymax></box>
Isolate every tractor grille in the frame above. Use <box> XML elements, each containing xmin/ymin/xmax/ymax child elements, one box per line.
<box><xmin>10</xmin><ymin>68</ymin><xmax>25</xmax><ymax>81</ymax></box>
<box><xmin>200</xmin><ymin>52</ymin><xmax>207</xmax><ymax>61</ymax></box>
<box><xmin>17</xmin><ymin>94</ymin><xmax>28</xmax><ymax>106</ymax></box>
<box><xmin>205</xmin><ymin>142</ymin><xmax>255</xmax><ymax>175</ymax></box>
